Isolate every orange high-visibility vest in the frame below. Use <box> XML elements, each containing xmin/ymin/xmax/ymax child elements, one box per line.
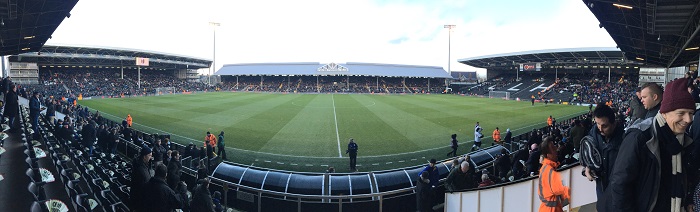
<box><xmin>205</xmin><ymin>134</ymin><xmax>217</xmax><ymax>147</ymax></box>
<box><xmin>547</xmin><ymin>117</ymin><xmax>553</xmax><ymax>126</ymax></box>
<box><xmin>126</xmin><ymin>115</ymin><xmax>133</xmax><ymax>127</ymax></box>
<box><xmin>538</xmin><ymin>158</ymin><xmax>570</xmax><ymax>212</ymax></box>
<box><xmin>493</xmin><ymin>129</ymin><xmax>501</xmax><ymax>142</ymax></box>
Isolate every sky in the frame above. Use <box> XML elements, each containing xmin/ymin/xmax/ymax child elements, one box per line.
<box><xmin>47</xmin><ymin>0</ymin><xmax>617</xmax><ymax>77</ymax></box>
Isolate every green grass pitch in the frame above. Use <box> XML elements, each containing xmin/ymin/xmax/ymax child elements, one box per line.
<box><xmin>79</xmin><ymin>92</ymin><xmax>588</xmax><ymax>172</ymax></box>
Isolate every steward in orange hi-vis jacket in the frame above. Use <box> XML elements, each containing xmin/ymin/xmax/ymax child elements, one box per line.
<box><xmin>492</xmin><ymin>127</ymin><xmax>501</xmax><ymax>144</ymax></box>
<box><xmin>126</xmin><ymin>114</ymin><xmax>133</xmax><ymax>127</ymax></box>
<box><xmin>547</xmin><ymin>116</ymin><xmax>553</xmax><ymax>126</ymax></box>
<box><xmin>205</xmin><ymin>131</ymin><xmax>217</xmax><ymax>147</ymax></box>
<box><xmin>538</xmin><ymin>136</ymin><xmax>570</xmax><ymax>212</ymax></box>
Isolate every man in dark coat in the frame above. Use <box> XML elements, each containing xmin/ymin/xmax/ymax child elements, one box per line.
<box><xmin>346</xmin><ymin>138</ymin><xmax>358</xmax><ymax>171</ymax></box>
<box><xmin>28</xmin><ymin>91</ymin><xmax>42</xmax><ymax>135</ymax></box>
<box><xmin>415</xmin><ymin>171</ymin><xmax>433</xmax><ymax>212</ymax></box>
<box><xmin>503</xmin><ymin>128</ymin><xmax>512</xmax><ymax>143</ymax></box>
<box><xmin>582</xmin><ymin>104</ymin><xmax>624</xmax><ymax>211</ymax></box>
<box><xmin>217</xmin><ymin>131</ymin><xmax>227</xmax><ymax>160</ymax></box>
<box><xmin>3</xmin><ymin>84</ymin><xmax>18</xmax><ymax>131</ymax></box>
<box><xmin>191</xmin><ymin>178</ymin><xmax>215</xmax><ymax>212</ymax></box>
<box><xmin>152</xmin><ymin>139</ymin><xmax>167</xmax><ymax>166</ymax></box>
<box><xmin>568</xmin><ymin>119</ymin><xmax>586</xmax><ymax>153</ymax></box>
<box><xmin>80</xmin><ymin>120</ymin><xmax>97</xmax><ymax>156</ymax></box>
<box><xmin>142</xmin><ymin>164</ymin><xmax>182</xmax><ymax>212</ymax></box>
<box><xmin>167</xmin><ymin>150</ymin><xmax>182</xmax><ymax>190</ymax></box>
<box><xmin>130</xmin><ymin>147</ymin><xmax>153</xmax><ymax>211</ymax></box>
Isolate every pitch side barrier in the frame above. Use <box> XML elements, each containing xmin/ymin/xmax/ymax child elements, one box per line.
<box><xmin>444</xmin><ymin>163</ymin><xmax>596</xmax><ymax>212</ymax></box>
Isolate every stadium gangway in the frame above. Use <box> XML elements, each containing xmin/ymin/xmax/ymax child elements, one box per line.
<box><xmin>444</xmin><ymin>163</ymin><xmax>596</xmax><ymax>212</ymax></box>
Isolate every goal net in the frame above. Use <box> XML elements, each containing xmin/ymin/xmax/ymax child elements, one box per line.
<box><xmin>489</xmin><ymin>91</ymin><xmax>510</xmax><ymax>100</ymax></box>
<box><xmin>155</xmin><ymin>87</ymin><xmax>176</xmax><ymax>96</ymax></box>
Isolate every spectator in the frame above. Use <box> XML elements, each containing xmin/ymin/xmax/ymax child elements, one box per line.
<box><xmin>80</xmin><ymin>120</ymin><xmax>97</xmax><ymax>156</ymax></box>
<box><xmin>130</xmin><ymin>146</ymin><xmax>153</xmax><ymax>211</ymax></box>
<box><xmin>628</xmin><ymin>88</ymin><xmax>646</xmax><ymax>124</ymax></box>
<box><xmin>640</xmin><ymin>82</ymin><xmax>663</xmax><ymax>119</ymax></box>
<box><xmin>478</xmin><ymin>174</ymin><xmax>494</xmax><ymax>187</ymax></box>
<box><xmin>538</xmin><ymin>136</ymin><xmax>570</xmax><ymax>211</ymax></box>
<box><xmin>167</xmin><ymin>150</ymin><xmax>182</xmax><ymax>189</ymax></box>
<box><xmin>504</xmin><ymin>128</ymin><xmax>512</xmax><ymax>144</ymax></box>
<box><xmin>526</xmin><ymin>143</ymin><xmax>541</xmax><ymax>176</ymax></box>
<box><xmin>197</xmin><ymin>159</ymin><xmax>208</xmax><ymax>180</ymax></box>
<box><xmin>46</xmin><ymin>99</ymin><xmax>56</xmax><ymax>125</ymax></box>
<box><xmin>109</xmin><ymin>128</ymin><xmax>120</xmax><ymax>154</ymax></box>
<box><xmin>446</xmin><ymin>161</ymin><xmax>471</xmax><ymax>192</ymax></box>
<box><xmin>213</xmin><ymin>191</ymin><xmax>223</xmax><ymax>212</ymax></box>
<box><xmin>582</xmin><ymin>103</ymin><xmax>624</xmax><ymax>209</ymax></box>
<box><xmin>217</xmin><ymin>131</ymin><xmax>227</xmax><ymax>160</ymax></box>
<box><xmin>29</xmin><ymin>91</ymin><xmax>42</xmax><ymax>136</ymax></box>
<box><xmin>142</xmin><ymin>164</ymin><xmax>182</xmax><ymax>212</ymax></box>
<box><xmin>567</xmin><ymin>119</ymin><xmax>585</xmax><ymax>153</ymax></box>
<box><xmin>3</xmin><ymin>84</ymin><xmax>18</xmax><ymax>132</ymax></box>
<box><xmin>418</xmin><ymin>159</ymin><xmax>440</xmax><ymax>188</ymax></box>
<box><xmin>346</xmin><ymin>138</ymin><xmax>358</xmax><ymax>171</ymax></box>
<box><xmin>511</xmin><ymin>144</ymin><xmax>529</xmax><ymax>181</ymax></box>
<box><xmin>415</xmin><ymin>171</ymin><xmax>433</xmax><ymax>212</ymax></box>
<box><xmin>176</xmin><ymin>181</ymin><xmax>191</xmax><ymax>212</ymax></box>
<box><xmin>191</xmin><ymin>178</ymin><xmax>215</xmax><ymax>212</ymax></box>
<box><xmin>153</xmin><ymin>139</ymin><xmax>166</xmax><ymax>166</ymax></box>
<box><xmin>495</xmin><ymin>149</ymin><xmax>511</xmax><ymax>181</ymax></box>
<box><xmin>609</xmin><ymin>78</ymin><xmax>695</xmax><ymax>211</ymax></box>
<box><xmin>446</xmin><ymin>134</ymin><xmax>458</xmax><ymax>157</ymax></box>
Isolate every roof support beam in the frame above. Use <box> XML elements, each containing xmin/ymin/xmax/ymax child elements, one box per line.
<box><xmin>666</xmin><ymin>11</ymin><xmax>700</xmax><ymax>68</ymax></box>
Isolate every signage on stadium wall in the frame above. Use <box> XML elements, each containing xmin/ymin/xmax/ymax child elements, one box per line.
<box><xmin>317</xmin><ymin>63</ymin><xmax>348</xmax><ymax>72</ymax></box>
<box><xmin>519</xmin><ymin>63</ymin><xmax>541</xmax><ymax>71</ymax></box>
<box><xmin>135</xmin><ymin>57</ymin><xmax>149</xmax><ymax>66</ymax></box>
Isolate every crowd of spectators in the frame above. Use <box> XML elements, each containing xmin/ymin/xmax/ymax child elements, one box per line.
<box><xmin>218</xmin><ymin>76</ymin><xmax>445</xmax><ymax>94</ymax></box>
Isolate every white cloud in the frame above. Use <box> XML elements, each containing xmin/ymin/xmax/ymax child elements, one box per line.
<box><xmin>48</xmin><ymin>0</ymin><xmax>616</xmax><ymax>77</ymax></box>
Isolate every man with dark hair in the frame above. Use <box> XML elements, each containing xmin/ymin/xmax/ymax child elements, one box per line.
<box><xmin>568</xmin><ymin>119</ymin><xmax>586</xmax><ymax>153</ymax></box>
<box><xmin>446</xmin><ymin>134</ymin><xmax>458</xmax><ymax>157</ymax></box>
<box><xmin>609</xmin><ymin>78</ymin><xmax>695</xmax><ymax>211</ymax></box>
<box><xmin>81</xmin><ymin>120</ymin><xmax>97</xmax><ymax>156</ymax></box>
<box><xmin>29</xmin><ymin>91</ymin><xmax>43</xmax><ymax>135</ymax></box>
<box><xmin>640</xmin><ymin>82</ymin><xmax>663</xmax><ymax>119</ymax></box>
<box><xmin>582</xmin><ymin>103</ymin><xmax>624</xmax><ymax>210</ymax></box>
<box><xmin>3</xmin><ymin>84</ymin><xmax>18</xmax><ymax>132</ymax></box>
<box><xmin>472</xmin><ymin>122</ymin><xmax>483</xmax><ymax>152</ymax></box>
<box><xmin>346</xmin><ymin>138</ymin><xmax>358</xmax><ymax>171</ymax></box>
<box><xmin>495</xmin><ymin>148</ymin><xmax>511</xmax><ymax>181</ymax></box>
<box><xmin>142</xmin><ymin>164</ymin><xmax>182</xmax><ymax>212</ymax></box>
<box><xmin>416</xmin><ymin>171</ymin><xmax>433</xmax><ymax>212</ymax></box>
<box><xmin>191</xmin><ymin>178</ymin><xmax>215</xmax><ymax>212</ymax></box>
<box><xmin>167</xmin><ymin>150</ymin><xmax>182</xmax><ymax>189</ymax></box>
<box><xmin>217</xmin><ymin>131</ymin><xmax>227</xmax><ymax>160</ymax></box>
<box><xmin>130</xmin><ymin>147</ymin><xmax>153</xmax><ymax>210</ymax></box>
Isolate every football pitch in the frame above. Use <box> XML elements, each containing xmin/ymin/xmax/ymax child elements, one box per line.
<box><xmin>79</xmin><ymin>92</ymin><xmax>588</xmax><ymax>172</ymax></box>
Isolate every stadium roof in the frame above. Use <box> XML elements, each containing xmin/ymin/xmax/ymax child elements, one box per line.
<box><xmin>215</xmin><ymin>62</ymin><xmax>452</xmax><ymax>78</ymax></box>
<box><xmin>458</xmin><ymin>47</ymin><xmax>638</xmax><ymax>69</ymax></box>
<box><xmin>583</xmin><ymin>0</ymin><xmax>700</xmax><ymax>68</ymax></box>
<box><xmin>0</xmin><ymin>0</ymin><xmax>79</xmax><ymax>56</ymax></box>
<box><xmin>10</xmin><ymin>44</ymin><xmax>211</xmax><ymax>70</ymax></box>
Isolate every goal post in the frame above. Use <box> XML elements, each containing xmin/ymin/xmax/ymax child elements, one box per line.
<box><xmin>155</xmin><ymin>87</ymin><xmax>176</xmax><ymax>96</ymax></box>
<box><xmin>489</xmin><ymin>91</ymin><xmax>510</xmax><ymax>100</ymax></box>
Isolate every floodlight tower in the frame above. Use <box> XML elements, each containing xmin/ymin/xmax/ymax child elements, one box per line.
<box><xmin>444</xmin><ymin>24</ymin><xmax>456</xmax><ymax>87</ymax></box>
<box><xmin>209</xmin><ymin>21</ymin><xmax>221</xmax><ymax>85</ymax></box>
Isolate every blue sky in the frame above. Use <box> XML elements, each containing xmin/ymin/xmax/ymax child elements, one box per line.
<box><xmin>47</xmin><ymin>0</ymin><xmax>616</xmax><ymax>75</ymax></box>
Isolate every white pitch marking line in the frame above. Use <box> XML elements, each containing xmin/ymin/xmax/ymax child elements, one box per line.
<box><xmin>332</xmin><ymin>94</ymin><xmax>342</xmax><ymax>158</ymax></box>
